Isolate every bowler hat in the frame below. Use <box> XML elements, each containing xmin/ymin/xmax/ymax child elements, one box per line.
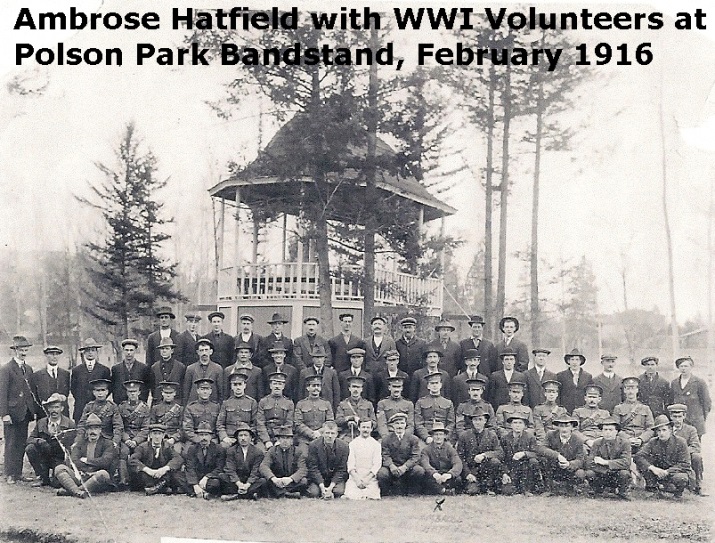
<box><xmin>233</xmin><ymin>422</ymin><xmax>255</xmax><ymax>438</ymax></box>
<box><xmin>79</xmin><ymin>338</ymin><xmax>102</xmax><ymax>351</ymax></box>
<box><xmin>208</xmin><ymin>311</ymin><xmax>225</xmax><ymax>321</ymax></box>
<box><xmin>563</xmin><ymin>348</ymin><xmax>586</xmax><ymax>365</ymax></box>
<box><xmin>463</xmin><ymin>349</ymin><xmax>480</xmax><ymax>360</ymax></box>
<box><xmin>157</xmin><ymin>337</ymin><xmax>176</xmax><ymax>349</ymax></box>
<box><xmin>10</xmin><ymin>335</ymin><xmax>32</xmax><ymax>349</ymax></box>
<box><xmin>43</xmin><ymin>345</ymin><xmax>63</xmax><ymax>355</ymax></box>
<box><xmin>499</xmin><ymin>316</ymin><xmax>519</xmax><ymax>333</ymax></box>
<box><xmin>121</xmin><ymin>338</ymin><xmax>139</xmax><ymax>348</ymax></box>
<box><xmin>155</xmin><ymin>306</ymin><xmax>175</xmax><ymax>319</ymax></box>
<box><xmin>42</xmin><ymin>393</ymin><xmax>67</xmax><ymax>406</ymax></box>
<box><xmin>268</xmin><ymin>312</ymin><xmax>289</xmax><ymax>324</ymax></box>
<box><xmin>651</xmin><ymin>415</ymin><xmax>673</xmax><ymax>431</ymax></box>
<box><xmin>84</xmin><ymin>413</ymin><xmax>103</xmax><ymax>427</ymax></box>
<box><xmin>468</xmin><ymin>315</ymin><xmax>485</xmax><ymax>325</ymax></box>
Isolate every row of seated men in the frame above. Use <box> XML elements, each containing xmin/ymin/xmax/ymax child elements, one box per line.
<box><xmin>25</xmin><ymin>388</ymin><xmax>695</xmax><ymax>501</ymax></box>
<box><xmin>25</xmin><ymin>352</ymin><xmax>704</xmax><ymax>499</ymax></box>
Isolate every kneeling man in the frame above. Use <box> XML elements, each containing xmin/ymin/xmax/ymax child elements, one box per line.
<box><xmin>585</xmin><ymin>417</ymin><xmax>632</xmax><ymax>500</ymax></box>
<box><xmin>129</xmin><ymin>423</ymin><xmax>185</xmax><ymax>495</ymax></box>
<box><xmin>635</xmin><ymin>415</ymin><xmax>691</xmax><ymax>499</ymax></box>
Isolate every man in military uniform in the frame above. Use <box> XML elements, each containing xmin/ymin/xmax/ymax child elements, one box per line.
<box><xmin>183</xmin><ymin>338</ymin><xmax>224</xmax><ymax>404</ymax></box>
<box><xmin>184</xmin><ymin>421</ymin><xmax>226</xmax><ymax>498</ymax></box>
<box><xmin>78</xmin><ymin>378</ymin><xmax>123</xmax><ymax>447</ymax></box>
<box><xmin>256</xmin><ymin>372</ymin><xmax>295</xmax><ymax>450</ymax></box>
<box><xmin>223</xmin><ymin>341</ymin><xmax>264</xmax><ymax>402</ymax></box>
<box><xmin>201</xmin><ymin>311</ymin><xmax>235</xmax><ymax>369</ymax></box>
<box><xmin>573</xmin><ymin>384</ymin><xmax>611</xmax><ymax>451</ymax></box>
<box><xmin>395</xmin><ymin>317</ymin><xmax>427</xmax><ymax>377</ymax></box>
<box><xmin>593</xmin><ymin>354</ymin><xmax>623</xmax><ymax>414</ymax></box>
<box><xmin>585</xmin><ymin>417</ymin><xmax>632</xmax><ymax>500</ymax></box>
<box><xmin>638</xmin><ymin>356</ymin><xmax>670</xmax><ymax>418</ymax></box>
<box><xmin>494</xmin><ymin>377</ymin><xmax>534</xmax><ymax>438</ymax></box>
<box><xmin>146</xmin><ymin>307</ymin><xmax>181</xmax><ymax>368</ymax></box>
<box><xmin>110</xmin><ymin>339</ymin><xmax>150</xmax><ymax>404</ymax></box>
<box><xmin>455</xmin><ymin>375</ymin><xmax>494</xmax><ymax>438</ymax></box>
<box><xmin>294</xmin><ymin>316</ymin><xmax>332</xmax><ymax>371</ymax></box>
<box><xmin>376</xmin><ymin>376</ymin><xmax>415</xmax><ymax>439</ymax></box>
<box><xmin>374</xmin><ymin>349</ymin><xmax>410</xmax><ymax>402</ymax></box>
<box><xmin>306</xmin><ymin>420</ymin><xmax>349</xmax><ymax>499</ymax></box>
<box><xmin>500</xmin><ymin>412</ymin><xmax>541</xmax><ymax>496</ymax></box>
<box><xmin>338</xmin><ymin>347</ymin><xmax>375</xmax><ymax>404</ymax></box>
<box><xmin>25</xmin><ymin>393</ymin><xmax>76</xmax><ymax>487</ymax></box>
<box><xmin>537</xmin><ymin>414</ymin><xmax>587</xmax><ymax>495</ymax></box>
<box><xmin>668</xmin><ymin>403</ymin><xmax>704</xmax><ymax>495</ymax></box>
<box><xmin>55</xmin><ymin>413</ymin><xmax>117</xmax><ymax>498</ymax></box>
<box><xmin>262</xmin><ymin>343</ymin><xmax>300</xmax><ymax>402</ymax></box>
<box><xmin>176</xmin><ymin>313</ymin><xmax>201</xmax><ymax>365</ymax></box>
<box><xmin>411</xmin><ymin>347</ymin><xmax>452</xmax><ymax>403</ymax></box>
<box><xmin>524</xmin><ymin>348</ymin><xmax>557</xmax><ymax>409</ymax></box>
<box><xmin>129</xmin><ymin>423</ymin><xmax>186</xmax><ymax>495</ymax></box>
<box><xmin>70</xmin><ymin>338</ymin><xmax>110</xmax><ymax>423</ymax></box>
<box><xmin>148</xmin><ymin>337</ymin><xmax>186</xmax><ymax>404</ymax></box>
<box><xmin>420</xmin><ymin>422</ymin><xmax>462</xmax><ymax>495</ymax></box>
<box><xmin>220</xmin><ymin>422</ymin><xmax>266</xmax><ymax>500</ymax></box>
<box><xmin>336</xmin><ymin>375</ymin><xmax>376</xmax><ymax>442</ymax></box>
<box><xmin>31</xmin><ymin>345</ymin><xmax>71</xmax><ymax>417</ymax></box>
<box><xmin>181</xmin><ymin>377</ymin><xmax>220</xmax><ymax>453</ymax></box>
<box><xmin>377</xmin><ymin>413</ymin><xmax>424</xmax><ymax>495</ymax></box>
<box><xmin>414</xmin><ymin>373</ymin><xmax>455</xmax><ymax>444</ymax></box>
<box><xmin>117</xmin><ymin>380</ymin><xmax>150</xmax><ymax>487</ymax></box>
<box><xmin>457</xmin><ymin>407</ymin><xmax>503</xmax><ymax>495</ymax></box>
<box><xmin>298</xmin><ymin>344</ymin><xmax>340</xmax><ymax>412</ymax></box>
<box><xmin>533</xmin><ymin>380</ymin><xmax>568</xmax><ymax>444</ymax></box>
<box><xmin>217</xmin><ymin>370</ymin><xmax>258</xmax><ymax>449</ymax></box>
<box><xmin>613</xmin><ymin>376</ymin><xmax>654</xmax><ymax>452</ymax></box>
<box><xmin>635</xmin><ymin>415</ymin><xmax>691</xmax><ymax>498</ymax></box>
<box><xmin>148</xmin><ymin>381</ymin><xmax>182</xmax><ymax>453</ymax></box>
<box><xmin>295</xmin><ymin>374</ymin><xmax>334</xmax><ymax>447</ymax></box>
<box><xmin>259</xmin><ymin>424</ymin><xmax>308</xmax><ymax>498</ymax></box>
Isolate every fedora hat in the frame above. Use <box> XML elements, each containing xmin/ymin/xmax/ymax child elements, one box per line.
<box><xmin>434</xmin><ymin>320</ymin><xmax>455</xmax><ymax>331</ymax></box>
<box><xmin>42</xmin><ymin>393</ymin><xmax>67</xmax><ymax>406</ymax></box>
<box><xmin>563</xmin><ymin>348</ymin><xmax>586</xmax><ymax>365</ymax></box>
<box><xmin>157</xmin><ymin>337</ymin><xmax>176</xmax><ymax>349</ymax></box>
<box><xmin>268</xmin><ymin>312</ymin><xmax>289</xmax><ymax>324</ymax></box>
<box><xmin>79</xmin><ymin>338</ymin><xmax>102</xmax><ymax>351</ymax></box>
<box><xmin>499</xmin><ymin>316</ymin><xmax>519</xmax><ymax>332</ymax></box>
<box><xmin>651</xmin><ymin>415</ymin><xmax>673</xmax><ymax>431</ymax></box>
<box><xmin>468</xmin><ymin>315</ymin><xmax>485</xmax><ymax>325</ymax></box>
<box><xmin>10</xmin><ymin>335</ymin><xmax>32</xmax><ymax>349</ymax></box>
<box><xmin>155</xmin><ymin>306</ymin><xmax>175</xmax><ymax>319</ymax></box>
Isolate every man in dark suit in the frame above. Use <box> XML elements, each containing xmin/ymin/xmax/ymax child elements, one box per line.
<box><xmin>537</xmin><ymin>414</ymin><xmax>587</xmax><ymax>494</ymax></box>
<box><xmin>294</xmin><ymin>316</ymin><xmax>332</xmax><ymax>371</ymax></box>
<box><xmin>338</xmin><ymin>348</ymin><xmax>375</xmax><ymax>404</ymax></box>
<box><xmin>223</xmin><ymin>340</ymin><xmax>264</xmax><ymax>401</ymax></box>
<box><xmin>364</xmin><ymin>316</ymin><xmax>396</xmax><ymax>374</ymax></box>
<box><xmin>262</xmin><ymin>343</ymin><xmax>299</xmax><ymax>402</ymax></box>
<box><xmin>234</xmin><ymin>313</ymin><xmax>262</xmax><ymax>368</ymax></box>
<box><xmin>306</xmin><ymin>420</ymin><xmax>349</xmax><ymax>499</ymax></box>
<box><xmin>185</xmin><ymin>421</ymin><xmax>227</xmax><ymax>498</ymax></box>
<box><xmin>259</xmin><ymin>425</ymin><xmax>308</xmax><ymax>498</ymax></box>
<box><xmin>374</xmin><ymin>349</ymin><xmax>410</xmax><ymax>402</ymax></box>
<box><xmin>0</xmin><ymin>336</ymin><xmax>36</xmax><ymax>483</ymax></box>
<box><xmin>220</xmin><ymin>422</ymin><xmax>266</xmax><ymax>500</ymax></box>
<box><xmin>258</xmin><ymin>313</ymin><xmax>294</xmax><ymax>369</ymax></box>
<box><xmin>459</xmin><ymin>315</ymin><xmax>498</xmax><ymax>375</ymax></box>
<box><xmin>202</xmin><ymin>311</ymin><xmax>235</xmax><ymax>370</ymax></box>
<box><xmin>593</xmin><ymin>354</ymin><xmax>623</xmax><ymax>414</ymax></box>
<box><xmin>146</xmin><ymin>307</ymin><xmax>181</xmax><ymax>368</ymax></box>
<box><xmin>638</xmin><ymin>356</ymin><xmax>671</xmax><ymax>418</ymax></box>
<box><xmin>488</xmin><ymin>348</ymin><xmax>529</xmax><ymax>411</ymax></box>
<box><xmin>428</xmin><ymin>320</ymin><xmax>461</xmax><ymax>378</ymax></box>
<box><xmin>129</xmin><ymin>423</ymin><xmax>186</xmax><ymax>495</ymax></box>
<box><xmin>452</xmin><ymin>349</ymin><xmax>487</xmax><ymax>407</ymax></box>
<box><xmin>176</xmin><ymin>313</ymin><xmax>201</xmax><ymax>366</ymax></box>
<box><xmin>377</xmin><ymin>413</ymin><xmax>424</xmax><ymax>496</ymax></box>
<box><xmin>149</xmin><ymin>337</ymin><xmax>186</xmax><ymax>404</ymax></box>
<box><xmin>183</xmin><ymin>339</ymin><xmax>224</xmax><ymax>404</ymax></box>
<box><xmin>110</xmin><ymin>339</ymin><xmax>151</xmax><ymax>404</ymax></box>
<box><xmin>298</xmin><ymin>345</ymin><xmax>341</xmax><ymax>413</ymax></box>
<box><xmin>31</xmin><ymin>345</ymin><xmax>71</xmax><ymax>417</ymax></box>
<box><xmin>70</xmin><ymin>338</ymin><xmax>110</xmax><ymax>423</ymax></box>
<box><xmin>328</xmin><ymin>313</ymin><xmax>366</xmax><ymax>373</ymax></box>
<box><xmin>411</xmin><ymin>347</ymin><xmax>452</xmax><ymax>403</ymax></box>
<box><xmin>395</xmin><ymin>317</ymin><xmax>427</xmax><ymax>377</ymax></box>
<box><xmin>556</xmin><ymin>348</ymin><xmax>594</xmax><ymax>414</ymax></box>
<box><xmin>524</xmin><ymin>348</ymin><xmax>557</xmax><ymax>409</ymax></box>
<box><xmin>495</xmin><ymin>317</ymin><xmax>530</xmax><ymax>373</ymax></box>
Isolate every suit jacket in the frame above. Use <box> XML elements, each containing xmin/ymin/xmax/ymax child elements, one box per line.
<box><xmin>176</xmin><ymin>330</ymin><xmax>200</xmax><ymax>365</ymax></box>
<box><xmin>0</xmin><ymin>358</ymin><xmax>35</xmax><ymax>423</ymax></box>
<box><xmin>670</xmin><ymin>375</ymin><xmax>711</xmax><ymax>436</ymax></box>
<box><xmin>381</xmin><ymin>432</ymin><xmax>422</xmax><ymax>470</ymax></box>
<box><xmin>637</xmin><ymin>372</ymin><xmax>670</xmax><ymax>417</ymax></box>
<box><xmin>307</xmin><ymin>436</ymin><xmax>349</xmax><ymax>486</ymax></box>
<box><xmin>524</xmin><ymin>367</ymin><xmax>557</xmax><ymax>409</ymax></box>
<box><xmin>338</xmin><ymin>368</ymin><xmax>375</xmax><ymax>403</ymax></box>
<box><xmin>586</xmin><ymin>436</ymin><xmax>631</xmax><ymax>472</ymax></box>
<box><xmin>31</xmin><ymin>366</ymin><xmax>71</xmax><ymax>417</ymax></box>
<box><xmin>427</xmin><ymin>339</ymin><xmax>461</xmax><ymax>378</ymax></box>
<box><xmin>487</xmin><ymin>369</ymin><xmax>529</xmax><ymax>411</ymax></box>
<box><xmin>556</xmin><ymin>368</ymin><xmax>593</xmax><ymax>414</ymax></box>
<box><xmin>69</xmin><ymin>436</ymin><xmax>117</xmax><ymax>474</ymax></box>
<box><xmin>202</xmin><ymin>331</ymin><xmax>236</xmax><ymax>369</ymax></box>
<box><xmin>495</xmin><ymin>338</ymin><xmax>530</xmax><ymax>373</ymax></box>
<box><xmin>395</xmin><ymin>336</ymin><xmax>427</xmax><ymax>376</ymax></box>
<box><xmin>262</xmin><ymin>363</ymin><xmax>299</xmax><ymax>403</ymax></box>
<box><xmin>258</xmin><ymin>334</ymin><xmax>294</xmax><ymax>369</ymax></box>
<box><xmin>374</xmin><ymin>369</ymin><xmax>410</xmax><ymax>402</ymax></box>
<box><xmin>146</xmin><ymin>329</ymin><xmax>181</xmax><ymax>367</ymax></box>
<box><xmin>149</xmin><ymin>358</ymin><xmax>186</xmax><ymax>403</ymax></box>
<box><xmin>593</xmin><ymin>373</ymin><xmax>623</xmax><ymax>414</ymax></box>
<box><xmin>500</xmin><ymin>431</ymin><xmax>539</xmax><ymax>467</ymax></box>
<box><xmin>635</xmin><ymin>434</ymin><xmax>691</xmax><ymax>474</ymax></box>
<box><xmin>410</xmin><ymin>369</ymin><xmax>452</xmax><ymax>404</ymax></box>
<box><xmin>452</xmin><ymin>371</ymin><xmax>489</xmax><ymax>407</ymax></box>
<box><xmin>293</xmin><ymin>334</ymin><xmax>332</xmax><ymax>371</ymax></box>
<box><xmin>328</xmin><ymin>334</ymin><xmax>366</xmax><ymax>373</ymax></box>
<box><xmin>364</xmin><ymin>335</ymin><xmax>397</xmax><ymax>374</ymax></box>
<box><xmin>184</xmin><ymin>442</ymin><xmax>226</xmax><ymax>484</ymax></box>
<box><xmin>223</xmin><ymin>442</ymin><xmax>264</xmax><ymax>484</ymax></box>
<box><xmin>233</xmin><ymin>332</ymin><xmax>262</xmax><ymax>367</ymax></box>
<box><xmin>223</xmin><ymin>364</ymin><xmax>264</xmax><ymax>401</ymax></box>
<box><xmin>183</xmin><ymin>361</ymin><xmax>224</xmax><ymax>404</ymax></box>
<box><xmin>459</xmin><ymin>337</ymin><xmax>498</xmax><ymax>375</ymax></box>
<box><xmin>28</xmin><ymin>415</ymin><xmax>76</xmax><ymax>449</ymax></box>
<box><xmin>298</xmin><ymin>366</ymin><xmax>341</xmax><ymax>412</ymax></box>
<box><xmin>259</xmin><ymin>445</ymin><xmax>308</xmax><ymax>481</ymax></box>
<box><xmin>70</xmin><ymin>363</ymin><xmax>111</xmax><ymax>423</ymax></box>
<box><xmin>110</xmin><ymin>361</ymin><xmax>151</xmax><ymax>404</ymax></box>
<box><xmin>537</xmin><ymin>430</ymin><xmax>586</xmax><ymax>469</ymax></box>
<box><xmin>672</xmin><ymin>423</ymin><xmax>701</xmax><ymax>454</ymax></box>
<box><xmin>130</xmin><ymin>439</ymin><xmax>184</xmax><ymax>472</ymax></box>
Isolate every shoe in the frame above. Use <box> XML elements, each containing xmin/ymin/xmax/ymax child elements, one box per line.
<box><xmin>221</xmin><ymin>493</ymin><xmax>240</xmax><ymax>502</ymax></box>
<box><xmin>284</xmin><ymin>491</ymin><xmax>302</xmax><ymax>499</ymax></box>
<box><xmin>251</xmin><ymin>492</ymin><xmax>259</xmax><ymax>501</ymax></box>
<box><xmin>31</xmin><ymin>480</ymin><xmax>47</xmax><ymax>487</ymax></box>
<box><xmin>486</xmin><ymin>490</ymin><xmax>496</xmax><ymax>497</ymax></box>
<box><xmin>56</xmin><ymin>488</ymin><xmax>71</xmax><ymax>497</ymax></box>
<box><xmin>6</xmin><ymin>476</ymin><xmax>16</xmax><ymax>485</ymax></box>
<box><xmin>618</xmin><ymin>492</ymin><xmax>632</xmax><ymax>501</ymax></box>
<box><xmin>145</xmin><ymin>481</ymin><xmax>168</xmax><ymax>496</ymax></box>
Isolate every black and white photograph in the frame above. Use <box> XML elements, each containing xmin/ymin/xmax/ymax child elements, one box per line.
<box><xmin>0</xmin><ymin>1</ymin><xmax>713</xmax><ymax>541</ymax></box>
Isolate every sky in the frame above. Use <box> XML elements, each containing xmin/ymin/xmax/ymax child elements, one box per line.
<box><xmin>0</xmin><ymin>0</ymin><xmax>714</xmax><ymax>324</ymax></box>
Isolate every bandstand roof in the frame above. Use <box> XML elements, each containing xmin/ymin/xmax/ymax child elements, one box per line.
<box><xmin>208</xmin><ymin>116</ymin><xmax>456</xmax><ymax>224</ymax></box>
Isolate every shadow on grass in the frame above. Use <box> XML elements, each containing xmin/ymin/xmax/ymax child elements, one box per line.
<box><xmin>0</xmin><ymin>529</ymin><xmax>78</xmax><ymax>543</ymax></box>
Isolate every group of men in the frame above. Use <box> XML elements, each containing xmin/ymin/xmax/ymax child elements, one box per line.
<box><xmin>0</xmin><ymin>310</ymin><xmax>709</xmax><ymax>501</ymax></box>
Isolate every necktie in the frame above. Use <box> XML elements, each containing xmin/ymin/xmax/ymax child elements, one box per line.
<box><xmin>51</xmin><ymin>368</ymin><xmax>56</xmax><ymax>380</ymax></box>
<box><xmin>20</xmin><ymin>364</ymin><xmax>26</xmax><ymax>376</ymax></box>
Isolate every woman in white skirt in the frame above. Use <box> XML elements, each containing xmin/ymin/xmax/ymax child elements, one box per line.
<box><xmin>344</xmin><ymin>419</ymin><xmax>381</xmax><ymax>500</ymax></box>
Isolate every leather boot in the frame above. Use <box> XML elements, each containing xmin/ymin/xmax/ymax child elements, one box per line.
<box><xmin>145</xmin><ymin>479</ymin><xmax>168</xmax><ymax>496</ymax></box>
<box><xmin>55</xmin><ymin>470</ymin><xmax>86</xmax><ymax>499</ymax></box>
<box><xmin>83</xmin><ymin>472</ymin><xmax>111</xmax><ymax>495</ymax></box>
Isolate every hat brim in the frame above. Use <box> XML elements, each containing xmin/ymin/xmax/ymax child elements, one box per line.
<box><xmin>564</xmin><ymin>355</ymin><xmax>586</xmax><ymax>365</ymax></box>
<box><xmin>156</xmin><ymin>312</ymin><xmax>176</xmax><ymax>319</ymax></box>
<box><xmin>499</xmin><ymin>318</ymin><xmax>520</xmax><ymax>332</ymax></box>
<box><xmin>157</xmin><ymin>343</ymin><xmax>176</xmax><ymax>349</ymax></box>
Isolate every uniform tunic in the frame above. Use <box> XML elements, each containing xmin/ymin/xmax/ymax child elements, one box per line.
<box><xmin>457</xmin><ymin>427</ymin><xmax>503</xmax><ymax>478</ymax></box>
<box><xmin>79</xmin><ymin>399</ymin><xmax>123</xmax><ymax>445</ymax></box>
<box><xmin>533</xmin><ymin>403</ymin><xmax>568</xmax><ymax>444</ymax></box>
<box><xmin>256</xmin><ymin>395</ymin><xmax>294</xmax><ymax>444</ymax></box>
<box><xmin>572</xmin><ymin>406</ymin><xmax>611</xmax><ymax>442</ymax></box>
<box><xmin>376</xmin><ymin>397</ymin><xmax>415</xmax><ymax>438</ymax></box>
<box><xmin>344</xmin><ymin>435</ymin><xmax>382</xmax><ymax>499</ymax></box>
<box><xmin>182</xmin><ymin>400</ymin><xmax>220</xmax><ymax>443</ymax></box>
<box><xmin>294</xmin><ymin>397</ymin><xmax>334</xmax><ymax>443</ymax></box>
<box><xmin>216</xmin><ymin>395</ymin><xmax>258</xmax><ymax>441</ymax></box>
<box><xmin>494</xmin><ymin>404</ymin><xmax>534</xmax><ymax>436</ymax></box>
<box><xmin>336</xmin><ymin>397</ymin><xmax>375</xmax><ymax>442</ymax></box>
<box><xmin>613</xmin><ymin>401</ymin><xmax>654</xmax><ymax>442</ymax></box>
<box><xmin>118</xmin><ymin>400</ymin><xmax>150</xmax><ymax>444</ymax></box>
<box><xmin>414</xmin><ymin>395</ymin><xmax>455</xmax><ymax>442</ymax></box>
<box><xmin>455</xmin><ymin>400</ymin><xmax>495</xmax><ymax>437</ymax></box>
<box><xmin>149</xmin><ymin>401</ymin><xmax>183</xmax><ymax>442</ymax></box>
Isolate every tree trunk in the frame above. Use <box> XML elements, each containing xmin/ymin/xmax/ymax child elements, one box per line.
<box><xmin>530</xmin><ymin>73</ymin><xmax>544</xmax><ymax>348</ymax></box>
<box><xmin>363</xmin><ymin>27</ymin><xmax>379</xmax><ymax>337</ymax></box>
<box><xmin>484</xmin><ymin>65</ymin><xmax>495</xmax><ymax>339</ymax></box>
<box><xmin>496</xmin><ymin>62</ymin><xmax>511</xmax><ymax>323</ymax></box>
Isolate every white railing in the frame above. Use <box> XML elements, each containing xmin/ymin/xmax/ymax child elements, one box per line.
<box><xmin>218</xmin><ymin>262</ymin><xmax>443</xmax><ymax>310</ymax></box>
